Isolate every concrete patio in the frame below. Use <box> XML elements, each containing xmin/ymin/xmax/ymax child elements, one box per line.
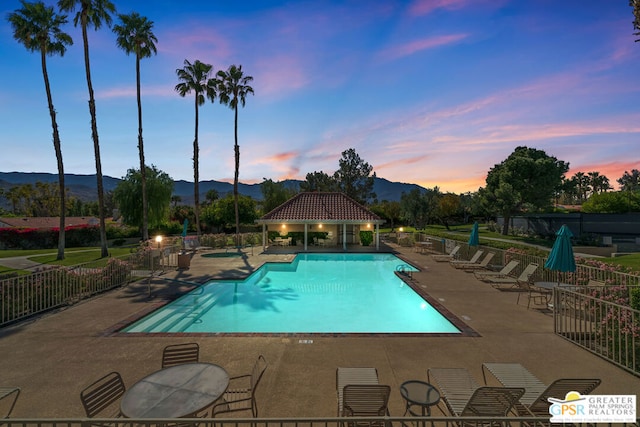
<box><xmin>0</xmin><ymin>242</ymin><xmax>638</xmax><ymax>418</ymax></box>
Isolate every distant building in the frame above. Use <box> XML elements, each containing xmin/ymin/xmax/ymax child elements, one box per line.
<box><xmin>0</xmin><ymin>217</ymin><xmax>100</xmax><ymax>229</ymax></box>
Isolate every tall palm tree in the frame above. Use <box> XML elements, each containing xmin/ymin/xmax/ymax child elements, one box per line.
<box><xmin>175</xmin><ymin>59</ymin><xmax>217</xmax><ymax>237</ymax></box>
<box><xmin>113</xmin><ymin>12</ymin><xmax>157</xmax><ymax>242</ymax></box>
<box><xmin>216</xmin><ymin>65</ymin><xmax>254</xmax><ymax>247</ymax></box>
<box><xmin>58</xmin><ymin>0</ymin><xmax>115</xmax><ymax>258</ymax></box>
<box><xmin>8</xmin><ymin>1</ymin><xmax>73</xmax><ymax>261</ymax></box>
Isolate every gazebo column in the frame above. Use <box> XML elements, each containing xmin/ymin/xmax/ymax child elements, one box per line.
<box><xmin>376</xmin><ymin>223</ymin><xmax>380</xmax><ymax>250</ymax></box>
<box><xmin>262</xmin><ymin>224</ymin><xmax>267</xmax><ymax>251</ymax></box>
<box><xmin>343</xmin><ymin>223</ymin><xmax>347</xmax><ymax>251</ymax></box>
<box><xmin>304</xmin><ymin>223</ymin><xmax>308</xmax><ymax>251</ymax></box>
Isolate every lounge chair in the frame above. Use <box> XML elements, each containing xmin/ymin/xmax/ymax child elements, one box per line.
<box><xmin>80</xmin><ymin>371</ymin><xmax>126</xmax><ymax>419</ymax></box>
<box><xmin>449</xmin><ymin>250</ymin><xmax>484</xmax><ymax>266</ymax></box>
<box><xmin>526</xmin><ymin>378</ymin><xmax>602</xmax><ymax>416</ymax></box>
<box><xmin>211</xmin><ymin>355</ymin><xmax>268</xmax><ymax>417</ymax></box>
<box><xmin>0</xmin><ymin>387</ymin><xmax>20</xmax><ymax>418</ymax></box>
<box><xmin>427</xmin><ymin>368</ymin><xmax>524</xmax><ymax>419</ymax></box>
<box><xmin>161</xmin><ymin>342</ymin><xmax>200</xmax><ymax>368</ymax></box>
<box><xmin>342</xmin><ymin>384</ymin><xmax>391</xmax><ymax>425</ymax></box>
<box><xmin>484</xmin><ymin>263</ymin><xmax>539</xmax><ymax>290</ymax></box>
<box><xmin>431</xmin><ymin>245</ymin><xmax>461</xmax><ymax>262</ymax></box>
<box><xmin>336</xmin><ymin>367</ymin><xmax>381</xmax><ymax>416</ymax></box>
<box><xmin>453</xmin><ymin>252</ymin><xmax>495</xmax><ymax>271</ymax></box>
<box><xmin>481</xmin><ymin>363</ymin><xmax>601</xmax><ymax>416</ymax></box>
<box><xmin>474</xmin><ymin>260</ymin><xmax>519</xmax><ymax>281</ymax></box>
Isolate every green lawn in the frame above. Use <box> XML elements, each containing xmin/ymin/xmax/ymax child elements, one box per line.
<box><xmin>28</xmin><ymin>247</ymin><xmax>136</xmax><ymax>266</ymax></box>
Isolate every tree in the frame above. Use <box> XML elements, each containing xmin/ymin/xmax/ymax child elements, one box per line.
<box><xmin>113</xmin><ymin>165</ymin><xmax>173</xmax><ymax>230</ymax></box>
<box><xmin>400</xmin><ymin>188</ymin><xmax>439</xmax><ymax>229</ymax></box>
<box><xmin>113</xmin><ymin>12</ymin><xmax>157</xmax><ymax>242</ymax></box>
<box><xmin>333</xmin><ymin>148</ymin><xmax>376</xmax><ymax>204</ymax></box>
<box><xmin>58</xmin><ymin>0</ymin><xmax>115</xmax><ymax>258</ymax></box>
<box><xmin>8</xmin><ymin>1</ymin><xmax>72</xmax><ymax>260</ymax></box>
<box><xmin>260</xmin><ymin>179</ymin><xmax>295</xmax><ymax>214</ymax></box>
<box><xmin>617</xmin><ymin>169</ymin><xmax>640</xmax><ymax>212</ymax></box>
<box><xmin>216</xmin><ymin>64</ymin><xmax>254</xmax><ymax>248</ymax></box>
<box><xmin>175</xmin><ymin>59</ymin><xmax>217</xmax><ymax>238</ymax></box>
<box><xmin>370</xmin><ymin>200</ymin><xmax>401</xmax><ymax>231</ymax></box>
<box><xmin>481</xmin><ymin>146</ymin><xmax>568</xmax><ymax>234</ymax></box>
<box><xmin>631</xmin><ymin>0</ymin><xmax>640</xmax><ymax>41</ymax></box>
<box><xmin>582</xmin><ymin>191</ymin><xmax>639</xmax><ymax>213</ymax></box>
<box><xmin>300</xmin><ymin>171</ymin><xmax>339</xmax><ymax>192</ymax></box>
<box><xmin>588</xmin><ymin>171</ymin><xmax>612</xmax><ymax>194</ymax></box>
<box><xmin>202</xmin><ymin>194</ymin><xmax>257</xmax><ymax>233</ymax></box>
<box><xmin>617</xmin><ymin>169</ymin><xmax>640</xmax><ymax>192</ymax></box>
<box><xmin>436</xmin><ymin>193</ymin><xmax>461</xmax><ymax>230</ymax></box>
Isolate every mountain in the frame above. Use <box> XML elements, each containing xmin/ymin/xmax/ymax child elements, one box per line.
<box><xmin>0</xmin><ymin>171</ymin><xmax>427</xmax><ymax>204</ymax></box>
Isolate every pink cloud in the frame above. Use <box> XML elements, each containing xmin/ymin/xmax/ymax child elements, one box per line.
<box><xmin>253</xmin><ymin>55</ymin><xmax>310</xmax><ymax>97</ymax></box>
<box><xmin>379</xmin><ymin>33</ymin><xmax>468</xmax><ymax>61</ymax></box>
<box><xmin>408</xmin><ymin>0</ymin><xmax>469</xmax><ymax>16</ymax></box>
<box><xmin>96</xmin><ymin>85</ymin><xmax>175</xmax><ymax>99</ymax></box>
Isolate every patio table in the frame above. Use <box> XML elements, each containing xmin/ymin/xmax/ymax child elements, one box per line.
<box><xmin>120</xmin><ymin>362</ymin><xmax>229</xmax><ymax>418</ymax></box>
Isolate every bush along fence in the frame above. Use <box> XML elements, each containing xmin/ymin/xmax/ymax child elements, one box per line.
<box><xmin>413</xmin><ymin>233</ymin><xmax>640</xmax><ymax>376</ymax></box>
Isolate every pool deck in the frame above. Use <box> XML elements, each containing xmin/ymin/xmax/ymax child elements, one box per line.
<box><xmin>0</xmin><ymin>242</ymin><xmax>638</xmax><ymax>418</ymax></box>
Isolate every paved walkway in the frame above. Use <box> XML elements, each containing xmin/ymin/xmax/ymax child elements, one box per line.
<box><xmin>0</xmin><ymin>243</ymin><xmax>638</xmax><ymax>418</ymax></box>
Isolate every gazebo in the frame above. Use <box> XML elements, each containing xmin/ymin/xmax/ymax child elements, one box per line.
<box><xmin>256</xmin><ymin>192</ymin><xmax>385</xmax><ymax>251</ymax></box>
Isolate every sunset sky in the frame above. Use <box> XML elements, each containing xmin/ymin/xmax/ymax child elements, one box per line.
<box><xmin>1</xmin><ymin>0</ymin><xmax>639</xmax><ymax>194</ymax></box>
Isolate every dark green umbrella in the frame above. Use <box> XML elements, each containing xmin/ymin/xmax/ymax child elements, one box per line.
<box><xmin>544</xmin><ymin>224</ymin><xmax>576</xmax><ymax>274</ymax></box>
<box><xmin>468</xmin><ymin>221</ymin><xmax>479</xmax><ymax>247</ymax></box>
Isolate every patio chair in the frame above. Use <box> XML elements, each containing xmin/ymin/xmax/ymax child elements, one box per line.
<box><xmin>427</xmin><ymin>368</ymin><xmax>524</xmax><ymax>420</ymax></box>
<box><xmin>449</xmin><ymin>250</ymin><xmax>484</xmax><ymax>266</ymax></box>
<box><xmin>431</xmin><ymin>245</ymin><xmax>461</xmax><ymax>262</ymax></box>
<box><xmin>211</xmin><ymin>355</ymin><xmax>267</xmax><ymax>418</ymax></box>
<box><xmin>0</xmin><ymin>387</ymin><xmax>20</xmax><ymax>418</ymax></box>
<box><xmin>341</xmin><ymin>384</ymin><xmax>391</xmax><ymax>425</ymax></box>
<box><xmin>481</xmin><ymin>363</ymin><xmax>548</xmax><ymax>408</ymax></box>
<box><xmin>80</xmin><ymin>371</ymin><xmax>126</xmax><ymax>419</ymax></box>
<box><xmin>336</xmin><ymin>367</ymin><xmax>381</xmax><ymax>416</ymax></box>
<box><xmin>161</xmin><ymin>342</ymin><xmax>200</xmax><ymax>368</ymax></box>
<box><xmin>485</xmin><ymin>263</ymin><xmax>539</xmax><ymax>290</ymax></box>
<box><xmin>474</xmin><ymin>260</ymin><xmax>519</xmax><ymax>281</ymax></box>
<box><xmin>453</xmin><ymin>252</ymin><xmax>495</xmax><ymax>271</ymax></box>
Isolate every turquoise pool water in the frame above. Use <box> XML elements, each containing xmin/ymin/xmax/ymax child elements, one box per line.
<box><xmin>122</xmin><ymin>253</ymin><xmax>460</xmax><ymax>334</ymax></box>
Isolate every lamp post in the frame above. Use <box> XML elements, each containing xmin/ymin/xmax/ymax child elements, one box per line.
<box><xmin>155</xmin><ymin>235</ymin><xmax>163</xmax><ymax>270</ymax></box>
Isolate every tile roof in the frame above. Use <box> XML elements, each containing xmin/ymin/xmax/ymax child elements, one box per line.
<box><xmin>258</xmin><ymin>192</ymin><xmax>384</xmax><ymax>223</ymax></box>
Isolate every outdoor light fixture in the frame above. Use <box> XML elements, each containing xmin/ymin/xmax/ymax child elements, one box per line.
<box><xmin>155</xmin><ymin>235</ymin><xmax>163</xmax><ymax>248</ymax></box>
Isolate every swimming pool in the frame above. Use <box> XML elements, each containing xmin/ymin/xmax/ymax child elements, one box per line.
<box><xmin>122</xmin><ymin>253</ymin><xmax>461</xmax><ymax>334</ymax></box>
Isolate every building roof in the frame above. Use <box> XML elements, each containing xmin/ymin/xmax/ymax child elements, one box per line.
<box><xmin>258</xmin><ymin>192</ymin><xmax>384</xmax><ymax>224</ymax></box>
<box><xmin>0</xmin><ymin>216</ymin><xmax>99</xmax><ymax>229</ymax></box>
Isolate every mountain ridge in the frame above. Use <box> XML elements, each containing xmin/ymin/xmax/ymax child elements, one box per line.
<box><xmin>0</xmin><ymin>171</ymin><xmax>427</xmax><ymax>204</ymax></box>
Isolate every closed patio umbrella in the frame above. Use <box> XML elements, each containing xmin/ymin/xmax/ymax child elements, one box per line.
<box><xmin>544</xmin><ymin>225</ymin><xmax>576</xmax><ymax>282</ymax></box>
<box><xmin>468</xmin><ymin>221</ymin><xmax>480</xmax><ymax>247</ymax></box>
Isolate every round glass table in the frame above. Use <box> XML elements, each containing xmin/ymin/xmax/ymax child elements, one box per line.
<box><xmin>120</xmin><ymin>362</ymin><xmax>229</xmax><ymax>418</ymax></box>
<box><xmin>400</xmin><ymin>380</ymin><xmax>441</xmax><ymax>426</ymax></box>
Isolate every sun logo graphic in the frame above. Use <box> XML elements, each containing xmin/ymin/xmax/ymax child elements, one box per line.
<box><xmin>549</xmin><ymin>391</ymin><xmax>636</xmax><ymax>423</ymax></box>
<box><xmin>548</xmin><ymin>391</ymin><xmax>586</xmax><ymax>420</ymax></box>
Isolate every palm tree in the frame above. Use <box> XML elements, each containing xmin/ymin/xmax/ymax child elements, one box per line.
<box><xmin>8</xmin><ymin>1</ymin><xmax>73</xmax><ymax>261</ymax></box>
<box><xmin>175</xmin><ymin>59</ymin><xmax>217</xmax><ymax>237</ymax></box>
<box><xmin>58</xmin><ymin>0</ymin><xmax>115</xmax><ymax>258</ymax></box>
<box><xmin>216</xmin><ymin>65</ymin><xmax>254</xmax><ymax>247</ymax></box>
<box><xmin>113</xmin><ymin>12</ymin><xmax>157</xmax><ymax>242</ymax></box>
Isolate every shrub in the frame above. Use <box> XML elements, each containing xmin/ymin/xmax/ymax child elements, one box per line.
<box><xmin>359</xmin><ymin>231</ymin><xmax>373</xmax><ymax>246</ymax></box>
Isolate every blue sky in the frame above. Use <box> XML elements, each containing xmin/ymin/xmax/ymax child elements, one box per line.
<box><xmin>1</xmin><ymin>0</ymin><xmax>639</xmax><ymax>194</ymax></box>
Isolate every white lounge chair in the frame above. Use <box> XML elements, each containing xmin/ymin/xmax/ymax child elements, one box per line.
<box><xmin>431</xmin><ymin>245</ymin><xmax>461</xmax><ymax>262</ymax></box>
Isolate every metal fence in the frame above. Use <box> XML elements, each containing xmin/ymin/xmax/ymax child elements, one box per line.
<box><xmin>554</xmin><ymin>285</ymin><xmax>640</xmax><ymax>377</ymax></box>
<box><xmin>3</xmin><ymin>417</ymin><xmax>638</xmax><ymax>427</ymax></box>
<box><xmin>0</xmin><ymin>245</ymin><xmax>182</xmax><ymax>327</ymax></box>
